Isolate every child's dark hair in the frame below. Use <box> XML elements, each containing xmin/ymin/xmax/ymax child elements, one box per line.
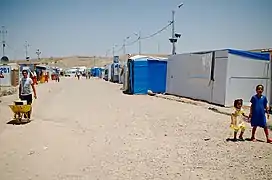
<box><xmin>234</xmin><ymin>99</ymin><xmax>243</xmax><ymax>108</ymax></box>
<box><xmin>256</xmin><ymin>84</ymin><xmax>264</xmax><ymax>91</ymax></box>
<box><xmin>22</xmin><ymin>69</ymin><xmax>28</xmax><ymax>74</ymax></box>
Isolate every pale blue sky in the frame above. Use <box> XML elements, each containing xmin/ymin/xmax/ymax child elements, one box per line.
<box><xmin>1</xmin><ymin>0</ymin><xmax>272</xmax><ymax>59</ymax></box>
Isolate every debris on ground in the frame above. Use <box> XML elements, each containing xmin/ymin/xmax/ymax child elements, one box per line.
<box><xmin>0</xmin><ymin>87</ymin><xmax>17</xmax><ymax>97</ymax></box>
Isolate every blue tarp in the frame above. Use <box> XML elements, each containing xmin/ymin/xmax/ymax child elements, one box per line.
<box><xmin>228</xmin><ymin>49</ymin><xmax>270</xmax><ymax>61</ymax></box>
<box><xmin>128</xmin><ymin>57</ymin><xmax>167</xmax><ymax>95</ymax></box>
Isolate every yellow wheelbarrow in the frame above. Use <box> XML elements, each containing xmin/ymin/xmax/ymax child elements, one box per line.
<box><xmin>9</xmin><ymin>100</ymin><xmax>32</xmax><ymax>123</ymax></box>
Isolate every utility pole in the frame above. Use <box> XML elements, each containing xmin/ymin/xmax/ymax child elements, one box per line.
<box><xmin>123</xmin><ymin>39</ymin><xmax>126</xmax><ymax>65</ymax></box>
<box><xmin>112</xmin><ymin>46</ymin><xmax>115</xmax><ymax>57</ymax></box>
<box><xmin>93</xmin><ymin>56</ymin><xmax>96</xmax><ymax>66</ymax></box>
<box><xmin>105</xmin><ymin>49</ymin><xmax>110</xmax><ymax>57</ymax></box>
<box><xmin>171</xmin><ymin>10</ymin><xmax>176</xmax><ymax>55</ymax></box>
<box><xmin>123</xmin><ymin>39</ymin><xmax>126</xmax><ymax>56</ymax></box>
<box><xmin>0</xmin><ymin>26</ymin><xmax>7</xmax><ymax>57</ymax></box>
<box><xmin>24</xmin><ymin>41</ymin><xmax>30</xmax><ymax>60</ymax></box>
<box><xmin>138</xmin><ymin>31</ymin><xmax>141</xmax><ymax>55</ymax></box>
<box><xmin>112</xmin><ymin>45</ymin><xmax>118</xmax><ymax>57</ymax></box>
<box><xmin>134</xmin><ymin>32</ymin><xmax>141</xmax><ymax>55</ymax></box>
<box><xmin>169</xmin><ymin>3</ymin><xmax>183</xmax><ymax>55</ymax></box>
<box><xmin>123</xmin><ymin>36</ymin><xmax>130</xmax><ymax>63</ymax></box>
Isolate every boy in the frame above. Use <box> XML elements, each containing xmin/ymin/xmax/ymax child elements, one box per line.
<box><xmin>19</xmin><ymin>70</ymin><xmax>37</xmax><ymax>119</ymax></box>
<box><xmin>249</xmin><ymin>84</ymin><xmax>272</xmax><ymax>143</ymax></box>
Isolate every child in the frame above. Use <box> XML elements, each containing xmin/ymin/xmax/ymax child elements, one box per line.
<box><xmin>249</xmin><ymin>84</ymin><xmax>272</xmax><ymax>143</ymax></box>
<box><xmin>230</xmin><ymin>99</ymin><xmax>248</xmax><ymax>141</ymax></box>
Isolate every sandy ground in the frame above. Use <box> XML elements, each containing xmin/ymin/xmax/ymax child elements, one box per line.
<box><xmin>0</xmin><ymin>77</ymin><xmax>271</xmax><ymax>180</ymax></box>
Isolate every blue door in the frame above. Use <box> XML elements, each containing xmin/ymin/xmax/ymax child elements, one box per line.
<box><xmin>148</xmin><ymin>60</ymin><xmax>167</xmax><ymax>93</ymax></box>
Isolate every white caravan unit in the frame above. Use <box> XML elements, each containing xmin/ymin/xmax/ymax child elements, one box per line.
<box><xmin>166</xmin><ymin>49</ymin><xmax>270</xmax><ymax>107</ymax></box>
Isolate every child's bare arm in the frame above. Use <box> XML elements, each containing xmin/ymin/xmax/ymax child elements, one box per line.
<box><xmin>242</xmin><ymin>113</ymin><xmax>249</xmax><ymax>119</ymax></box>
<box><xmin>230</xmin><ymin>114</ymin><xmax>235</xmax><ymax>125</ymax></box>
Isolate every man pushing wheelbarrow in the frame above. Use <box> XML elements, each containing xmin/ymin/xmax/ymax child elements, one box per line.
<box><xmin>19</xmin><ymin>70</ymin><xmax>37</xmax><ymax>120</ymax></box>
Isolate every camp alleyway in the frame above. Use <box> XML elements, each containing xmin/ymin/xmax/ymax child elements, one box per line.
<box><xmin>0</xmin><ymin>78</ymin><xmax>271</xmax><ymax>180</ymax></box>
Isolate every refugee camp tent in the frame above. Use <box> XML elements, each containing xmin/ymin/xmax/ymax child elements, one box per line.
<box><xmin>166</xmin><ymin>49</ymin><xmax>271</xmax><ymax>107</ymax></box>
<box><xmin>125</xmin><ymin>55</ymin><xmax>167</xmax><ymax>95</ymax></box>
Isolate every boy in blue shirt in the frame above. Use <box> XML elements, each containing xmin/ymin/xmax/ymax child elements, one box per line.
<box><xmin>249</xmin><ymin>84</ymin><xmax>272</xmax><ymax>143</ymax></box>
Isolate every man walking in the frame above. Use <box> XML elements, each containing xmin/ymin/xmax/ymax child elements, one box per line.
<box><xmin>19</xmin><ymin>70</ymin><xmax>37</xmax><ymax>119</ymax></box>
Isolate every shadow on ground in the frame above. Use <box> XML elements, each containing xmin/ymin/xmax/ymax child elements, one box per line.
<box><xmin>226</xmin><ymin>138</ymin><xmax>265</xmax><ymax>143</ymax></box>
<box><xmin>7</xmin><ymin>119</ymin><xmax>31</xmax><ymax>125</ymax></box>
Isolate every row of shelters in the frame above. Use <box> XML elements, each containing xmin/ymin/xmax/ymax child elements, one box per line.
<box><xmin>122</xmin><ymin>49</ymin><xmax>271</xmax><ymax>107</ymax></box>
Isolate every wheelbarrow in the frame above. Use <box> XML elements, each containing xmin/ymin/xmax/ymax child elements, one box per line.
<box><xmin>9</xmin><ymin>100</ymin><xmax>32</xmax><ymax>123</ymax></box>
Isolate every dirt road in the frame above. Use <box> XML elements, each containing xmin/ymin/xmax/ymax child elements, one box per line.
<box><xmin>0</xmin><ymin>78</ymin><xmax>271</xmax><ymax>180</ymax></box>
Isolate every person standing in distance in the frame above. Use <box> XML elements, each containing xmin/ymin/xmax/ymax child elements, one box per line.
<box><xmin>76</xmin><ymin>71</ymin><xmax>80</xmax><ymax>80</ymax></box>
<box><xmin>19</xmin><ymin>70</ymin><xmax>37</xmax><ymax>119</ymax></box>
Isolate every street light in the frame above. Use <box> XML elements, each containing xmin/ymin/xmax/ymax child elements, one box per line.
<box><xmin>178</xmin><ymin>3</ymin><xmax>184</xmax><ymax>8</ymax></box>
<box><xmin>25</xmin><ymin>41</ymin><xmax>30</xmax><ymax>60</ymax></box>
<box><xmin>133</xmin><ymin>32</ymin><xmax>141</xmax><ymax>55</ymax></box>
<box><xmin>112</xmin><ymin>45</ymin><xmax>118</xmax><ymax>57</ymax></box>
<box><xmin>123</xmin><ymin>36</ymin><xmax>130</xmax><ymax>56</ymax></box>
<box><xmin>105</xmin><ymin>49</ymin><xmax>111</xmax><ymax>57</ymax></box>
<box><xmin>36</xmin><ymin>49</ymin><xmax>41</xmax><ymax>60</ymax></box>
<box><xmin>0</xmin><ymin>26</ymin><xmax>7</xmax><ymax>57</ymax></box>
<box><xmin>169</xmin><ymin>3</ymin><xmax>184</xmax><ymax>55</ymax></box>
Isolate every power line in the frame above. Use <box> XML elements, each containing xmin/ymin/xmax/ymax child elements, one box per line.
<box><xmin>6</xmin><ymin>43</ymin><xmax>16</xmax><ymax>52</ymax></box>
<box><xmin>141</xmin><ymin>22</ymin><xmax>172</xmax><ymax>40</ymax></box>
<box><xmin>125</xmin><ymin>23</ymin><xmax>172</xmax><ymax>46</ymax></box>
<box><xmin>113</xmin><ymin>36</ymin><xmax>139</xmax><ymax>54</ymax></box>
<box><xmin>109</xmin><ymin>22</ymin><xmax>172</xmax><ymax>56</ymax></box>
<box><xmin>109</xmin><ymin>2</ymin><xmax>184</xmax><ymax>56</ymax></box>
<box><xmin>125</xmin><ymin>38</ymin><xmax>139</xmax><ymax>47</ymax></box>
<box><xmin>4</xmin><ymin>43</ymin><xmax>24</xmax><ymax>60</ymax></box>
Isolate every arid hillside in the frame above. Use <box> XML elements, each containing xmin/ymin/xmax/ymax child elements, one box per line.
<box><xmin>10</xmin><ymin>54</ymin><xmax>169</xmax><ymax>69</ymax></box>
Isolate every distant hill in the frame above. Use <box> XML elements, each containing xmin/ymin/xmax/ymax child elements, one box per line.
<box><xmin>9</xmin><ymin>53</ymin><xmax>169</xmax><ymax>69</ymax></box>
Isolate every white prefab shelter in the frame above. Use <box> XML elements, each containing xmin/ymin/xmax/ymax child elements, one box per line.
<box><xmin>166</xmin><ymin>49</ymin><xmax>271</xmax><ymax>107</ymax></box>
